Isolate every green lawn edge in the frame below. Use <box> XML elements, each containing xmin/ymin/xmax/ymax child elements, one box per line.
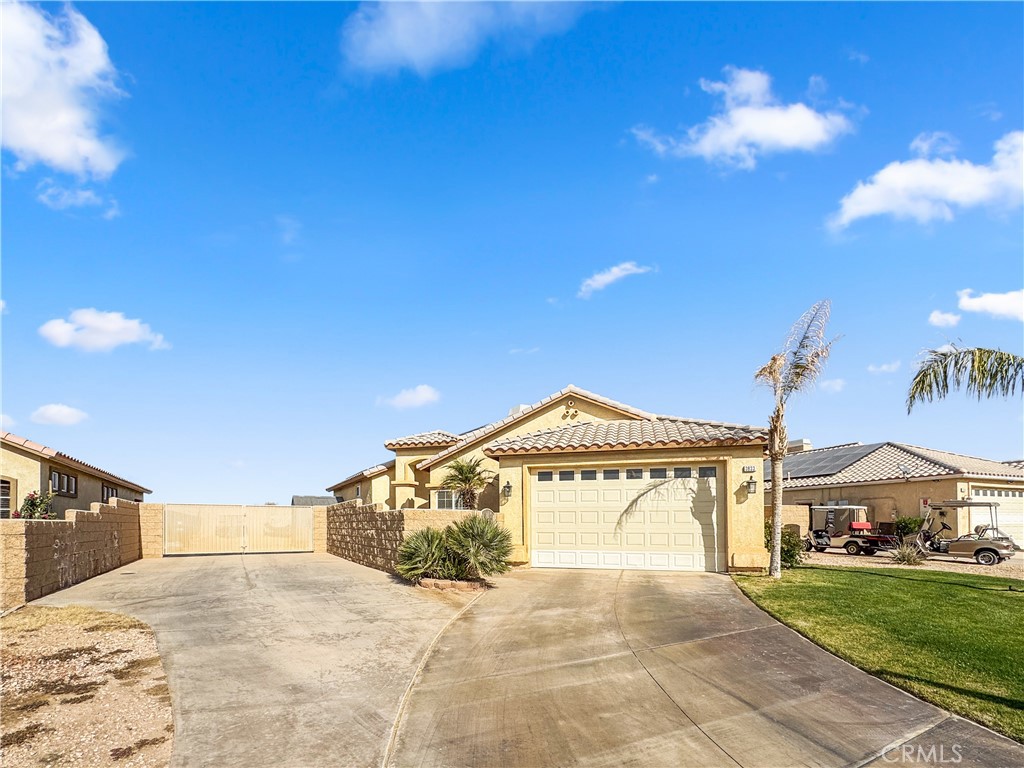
<box><xmin>733</xmin><ymin>565</ymin><xmax>1024</xmax><ymax>744</ymax></box>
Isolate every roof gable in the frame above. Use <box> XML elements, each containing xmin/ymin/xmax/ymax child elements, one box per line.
<box><xmin>1</xmin><ymin>431</ymin><xmax>152</xmax><ymax>494</ymax></box>
<box><xmin>326</xmin><ymin>459</ymin><xmax>395</xmax><ymax>492</ymax></box>
<box><xmin>383</xmin><ymin>430</ymin><xmax>460</xmax><ymax>450</ymax></box>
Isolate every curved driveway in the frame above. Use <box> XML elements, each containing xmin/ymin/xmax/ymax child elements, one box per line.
<box><xmin>390</xmin><ymin>570</ymin><xmax>1023</xmax><ymax>767</ymax></box>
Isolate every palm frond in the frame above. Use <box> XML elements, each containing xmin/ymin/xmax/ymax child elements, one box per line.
<box><xmin>907</xmin><ymin>345</ymin><xmax>1024</xmax><ymax>413</ymax></box>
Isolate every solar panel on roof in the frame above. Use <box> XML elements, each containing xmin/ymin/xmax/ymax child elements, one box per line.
<box><xmin>768</xmin><ymin>443</ymin><xmax>883</xmax><ymax>480</ymax></box>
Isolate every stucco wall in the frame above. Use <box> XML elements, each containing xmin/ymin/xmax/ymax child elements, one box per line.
<box><xmin>0</xmin><ymin>499</ymin><xmax>143</xmax><ymax>609</ymax></box>
<box><xmin>765</xmin><ymin>504</ymin><xmax>813</xmax><ymax>537</ymax></box>
<box><xmin>333</xmin><ymin>473</ymin><xmax>389</xmax><ymax>506</ymax></box>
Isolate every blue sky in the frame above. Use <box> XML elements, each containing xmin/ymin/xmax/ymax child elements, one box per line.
<box><xmin>2</xmin><ymin>1</ymin><xmax>1022</xmax><ymax>504</ymax></box>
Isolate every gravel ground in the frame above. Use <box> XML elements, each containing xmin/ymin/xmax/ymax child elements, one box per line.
<box><xmin>1</xmin><ymin>606</ymin><xmax>172</xmax><ymax>768</ymax></box>
<box><xmin>803</xmin><ymin>549</ymin><xmax>1024</xmax><ymax>578</ymax></box>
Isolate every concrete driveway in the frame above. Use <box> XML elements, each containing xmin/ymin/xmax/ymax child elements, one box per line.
<box><xmin>389</xmin><ymin>570</ymin><xmax>1024</xmax><ymax>767</ymax></box>
<box><xmin>36</xmin><ymin>553</ymin><xmax>471</xmax><ymax>768</ymax></box>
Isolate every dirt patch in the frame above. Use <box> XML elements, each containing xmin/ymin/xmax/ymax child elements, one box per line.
<box><xmin>804</xmin><ymin>550</ymin><xmax>1024</xmax><ymax>578</ymax></box>
<box><xmin>1</xmin><ymin>605</ymin><xmax>173</xmax><ymax>767</ymax></box>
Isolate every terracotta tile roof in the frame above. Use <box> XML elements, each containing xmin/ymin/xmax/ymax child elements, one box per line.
<box><xmin>1</xmin><ymin>431</ymin><xmax>152</xmax><ymax>494</ymax></box>
<box><xmin>416</xmin><ymin>385</ymin><xmax>659</xmax><ymax>470</ymax></box>
<box><xmin>484</xmin><ymin>418</ymin><xmax>767</xmax><ymax>456</ymax></box>
<box><xmin>1002</xmin><ymin>459</ymin><xmax>1024</xmax><ymax>471</ymax></box>
<box><xmin>383</xmin><ymin>430</ymin><xmax>460</xmax><ymax>450</ymax></box>
<box><xmin>326</xmin><ymin>459</ymin><xmax>395</xmax><ymax>492</ymax></box>
<box><xmin>771</xmin><ymin>442</ymin><xmax>1024</xmax><ymax>490</ymax></box>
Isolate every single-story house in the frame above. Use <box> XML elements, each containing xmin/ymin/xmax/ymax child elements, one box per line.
<box><xmin>327</xmin><ymin>385</ymin><xmax>770</xmax><ymax>572</ymax></box>
<box><xmin>769</xmin><ymin>441</ymin><xmax>1024</xmax><ymax>543</ymax></box>
<box><xmin>1</xmin><ymin>432</ymin><xmax>151</xmax><ymax>519</ymax></box>
<box><xmin>290</xmin><ymin>495</ymin><xmax>338</xmax><ymax>507</ymax></box>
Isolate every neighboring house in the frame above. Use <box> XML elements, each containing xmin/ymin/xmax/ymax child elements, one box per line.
<box><xmin>769</xmin><ymin>441</ymin><xmax>1024</xmax><ymax>542</ymax></box>
<box><xmin>1</xmin><ymin>432</ymin><xmax>151</xmax><ymax>519</ymax></box>
<box><xmin>290</xmin><ymin>495</ymin><xmax>337</xmax><ymax>507</ymax></box>
<box><xmin>327</xmin><ymin>385</ymin><xmax>769</xmax><ymax>572</ymax></box>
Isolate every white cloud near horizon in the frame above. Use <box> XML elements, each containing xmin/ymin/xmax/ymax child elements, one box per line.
<box><xmin>830</xmin><ymin>131</ymin><xmax>1024</xmax><ymax>230</ymax></box>
<box><xmin>957</xmin><ymin>288</ymin><xmax>1024</xmax><ymax>322</ymax></box>
<box><xmin>578</xmin><ymin>261</ymin><xmax>652</xmax><ymax>299</ymax></box>
<box><xmin>39</xmin><ymin>308</ymin><xmax>169</xmax><ymax>352</ymax></box>
<box><xmin>632</xmin><ymin>66</ymin><xmax>853</xmax><ymax>170</ymax></box>
<box><xmin>36</xmin><ymin>179</ymin><xmax>120</xmax><ymax>219</ymax></box>
<box><xmin>509</xmin><ymin>347</ymin><xmax>540</xmax><ymax>355</ymax></box>
<box><xmin>1</xmin><ymin>414</ymin><xmax>14</xmax><ymax>430</ymax></box>
<box><xmin>341</xmin><ymin>2</ymin><xmax>582</xmax><ymax>77</ymax></box>
<box><xmin>1</xmin><ymin>2</ymin><xmax>125</xmax><ymax>178</ymax></box>
<box><xmin>819</xmin><ymin>378</ymin><xmax>846</xmax><ymax>393</ymax></box>
<box><xmin>378</xmin><ymin>384</ymin><xmax>440</xmax><ymax>409</ymax></box>
<box><xmin>31</xmin><ymin>403</ymin><xmax>88</xmax><ymax>426</ymax></box>
<box><xmin>867</xmin><ymin>361</ymin><xmax>901</xmax><ymax>374</ymax></box>
<box><xmin>928</xmin><ymin>310</ymin><xmax>961</xmax><ymax>328</ymax></box>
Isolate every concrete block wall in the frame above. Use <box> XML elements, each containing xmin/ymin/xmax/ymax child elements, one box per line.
<box><xmin>140</xmin><ymin>503</ymin><xmax>165</xmax><ymax>558</ymax></box>
<box><xmin>765</xmin><ymin>504</ymin><xmax>812</xmax><ymax>537</ymax></box>
<box><xmin>0</xmin><ymin>498</ymin><xmax>143</xmax><ymax>610</ymax></box>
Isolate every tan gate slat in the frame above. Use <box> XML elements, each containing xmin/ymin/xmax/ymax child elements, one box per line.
<box><xmin>246</xmin><ymin>506</ymin><xmax>313</xmax><ymax>553</ymax></box>
<box><xmin>163</xmin><ymin>505</ymin><xmax>313</xmax><ymax>555</ymax></box>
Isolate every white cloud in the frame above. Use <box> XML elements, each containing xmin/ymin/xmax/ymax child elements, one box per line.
<box><xmin>36</xmin><ymin>178</ymin><xmax>119</xmax><ymax>219</ymax></box>
<box><xmin>928</xmin><ymin>310</ymin><xmax>961</xmax><ymax>328</ymax></box>
<box><xmin>0</xmin><ymin>300</ymin><xmax>6</xmax><ymax>313</ymax></box>
<box><xmin>632</xmin><ymin>66</ymin><xmax>853</xmax><ymax>170</ymax></box>
<box><xmin>577</xmin><ymin>261</ymin><xmax>652</xmax><ymax>299</ymax></box>
<box><xmin>645</xmin><ymin>173</ymin><xmax>659</xmax><ymax>185</ymax></box>
<box><xmin>910</xmin><ymin>131</ymin><xmax>959</xmax><ymax>158</ymax></box>
<box><xmin>1</xmin><ymin>413</ymin><xmax>14</xmax><ymax>430</ymax></box>
<box><xmin>957</xmin><ymin>288</ymin><xmax>1024</xmax><ymax>322</ymax></box>
<box><xmin>341</xmin><ymin>2</ymin><xmax>581</xmax><ymax>76</ymax></box>
<box><xmin>830</xmin><ymin>131</ymin><xmax>1024</xmax><ymax>230</ymax></box>
<box><xmin>847</xmin><ymin>50</ymin><xmax>870</xmax><ymax>64</ymax></box>
<box><xmin>276</xmin><ymin>215</ymin><xmax>301</xmax><ymax>245</ymax></box>
<box><xmin>31</xmin><ymin>404</ymin><xmax>88</xmax><ymax>426</ymax></box>
<box><xmin>819</xmin><ymin>378</ymin><xmax>846</xmax><ymax>393</ymax></box>
<box><xmin>867</xmin><ymin>361</ymin><xmax>901</xmax><ymax>374</ymax></box>
<box><xmin>378</xmin><ymin>384</ymin><xmax>440</xmax><ymax>409</ymax></box>
<box><xmin>39</xmin><ymin>308</ymin><xmax>169</xmax><ymax>352</ymax></box>
<box><xmin>1</xmin><ymin>2</ymin><xmax>125</xmax><ymax>178</ymax></box>
<box><xmin>509</xmin><ymin>347</ymin><xmax>540</xmax><ymax>355</ymax></box>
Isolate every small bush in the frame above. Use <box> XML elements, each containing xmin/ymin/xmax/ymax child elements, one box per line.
<box><xmin>396</xmin><ymin>515</ymin><xmax>512</xmax><ymax>584</ymax></box>
<box><xmin>395</xmin><ymin>528</ymin><xmax>448</xmax><ymax>584</ymax></box>
<box><xmin>891</xmin><ymin>542</ymin><xmax>926</xmax><ymax>566</ymax></box>
<box><xmin>17</xmin><ymin>490</ymin><xmax>56</xmax><ymax>520</ymax></box>
<box><xmin>764</xmin><ymin>520</ymin><xmax>806</xmax><ymax>569</ymax></box>
<box><xmin>893</xmin><ymin>516</ymin><xmax>926</xmax><ymax>540</ymax></box>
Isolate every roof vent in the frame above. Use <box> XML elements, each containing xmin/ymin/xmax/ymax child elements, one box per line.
<box><xmin>787</xmin><ymin>438</ymin><xmax>813</xmax><ymax>454</ymax></box>
<box><xmin>507</xmin><ymin>404</ymin><xmax>530</xmax><ymax>417</ymax></box>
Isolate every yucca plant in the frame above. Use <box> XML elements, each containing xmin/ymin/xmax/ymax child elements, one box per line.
<box><xmin>395</xmin><ymin>527</ymin><xmax>447</xmax><ymax>584</ymax></box>
<box><xmin>891</xmin><ymin>542</ymin><xmax>926</xmax><ymax>566</ymax></box>
<box><xmin>446</xmin><ymin>514</ymin><xmax>513</xmax><ymax>579</ymax></box>
<box><xmin>440</xmin><ymin>457</ymin><xmax>495</xmax><ymax>510</ymax></box>
<box><xmin>907</xmin><ymin>345</ymin><xmax>1024</xmax><ymax>412</ymax></box>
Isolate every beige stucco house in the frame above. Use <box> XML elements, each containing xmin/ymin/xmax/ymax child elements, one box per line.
<box><xmin>327</xmin><ymin>385</ymin><xmax>770</xmax><ymax>572</ymax></box>
<box><xmin>771</xmin><ymin>441</ymin><xmax>1024</xmax><ymax>543</ymax></box>
<box><xmin>1</xmin><ymin>432</ymin><xmax>151</xmax><ymax>519</ymax></box>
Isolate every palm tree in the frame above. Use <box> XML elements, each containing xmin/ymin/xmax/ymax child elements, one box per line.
<box><xmin>756</xmin><ymin>300</ymin><xmax>836</xmax><ymax>579</ymax></box>
<box><xmin>440</xmin><ymin>457</ymin><xmax>495</xmax><ymax>510</ymax></box>
<box><xmin>907</xmin><ymin>344</ymin><xmax>1024</xmax><ymax>413</ymax></box>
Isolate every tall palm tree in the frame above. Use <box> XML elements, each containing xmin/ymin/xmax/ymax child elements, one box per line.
<box><xmin>756</xmin><ymin>300</ymin><xmax>836</xmax><ymax>579</ymax></box>
<box><xmin>907</xmin><ymin>344</ymin><xmax>1024</xmax><ymax>413</ymax></box>
<box><xmin>440</xmin><ymin>457</ymin><xmax>494</xmax><ymax>510</ymax></box>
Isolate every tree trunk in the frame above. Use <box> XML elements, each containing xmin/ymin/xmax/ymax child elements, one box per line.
<box><xmin>768</xmin><ymin>406</ymin><xmax>787</xmax><ymax>579</ymax></box>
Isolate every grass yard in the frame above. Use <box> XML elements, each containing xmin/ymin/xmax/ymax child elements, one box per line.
<box><xmin>734</xmin><ymin>566</ymin><xmax>1024</xmax><ymax>743</ymax></box>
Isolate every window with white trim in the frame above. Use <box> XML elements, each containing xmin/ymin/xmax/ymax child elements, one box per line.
<box><xmin>50</xmin><ymin>468</ymin><xmax>78</xmax><ymax>498</ymax></box>
<box><xmin>626</xmin><ymin>468</ymin><xmax>643</xmax><ymax>480</ymax></box>
<box><xmin>558</xmin><ymin>470</ymin><xmax>574</xmax><ymax>481</ymax></box>
<box><xmin>673</xmin><ymin>467</ymin><xmax>692</xmax><ymax>479</ymax></box>
<box><xmin>102</xmin><ymin>484</ymin><xmax>118</xmax><ymax>503</ymax></box>
<box><xmin>1</xmin><ymin>480</ymin><xmax>10</xmax><ymax>518</ymax></box>
<box><xmin>581</xmin><ymin>470</ymin><xmax>597</xmax><ymax>481</ymax></box>
<box><xmin>698</xmin><ymin>467</ymin><xmax>717</xmax><ymax>479</ymax></box>
<box><xmin>650</xmin><ymin>468</ymin><xmax>667</xmax><ymax>479</ymax></box>
<box><xmin>537</xmin><ymin>471</ymin><xmax>553</xmax><ymax>482</ymax></box>
<box><xmin>435</xmin><ymin>490</ymin><xmax>465</xmax><ymax>510</ymax></box>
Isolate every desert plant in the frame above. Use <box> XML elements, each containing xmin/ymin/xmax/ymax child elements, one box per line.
<box><xmin>891</xmin><ymin>542</ymin><xmax>926</xmax><ymax>566</ymax></box>
<box><xmin>17</xmin><ymin>490</ymin><xmax>56</xmax><ymax>520</ymax></box>
<box><xmin>756</xmin><ymin>300</ymin><xmax>836</xmax><ymax>578</ymax></box>
<box><xmin>893</xmin><ymin>516</ymin><xmax>926</xmax><ymax>540</ymax></box>
<box><xmin>446</xmin><ymin>514</ymin><xmax>513</xmax><ymax>579</ymax></box>
<box><xmin>907</xmin><ymin>345</ymin><xmax>1023</xmax><ymax>412</ymax></box>
<box><xmin>395</xmin><ymin>527</ymin><xmax>448</xmax><ymax>583</ymax></box>
<box><xmin>764</xmin><ymin>521</ymin><xmax>806</xmax><ymax>569</ymax></box>
<box><xmin>440</xmin><ymin>457</ymin><xmax>495</xmax><ymax>510</ymax></box>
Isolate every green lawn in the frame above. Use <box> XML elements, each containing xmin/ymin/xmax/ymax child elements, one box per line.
<box><xmin>734</xmin><ymin>566</ymin><xmax>1024</xmax><ymax>743</ymax></box>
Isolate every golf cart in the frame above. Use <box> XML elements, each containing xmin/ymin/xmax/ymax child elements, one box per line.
<box><xmin>916</xmin><ymin>500</ymin><xmax>1017</xmax><ymax>566</ymax></box>
<box><xmin>804</xmin><ymin>505</ymin><xmax>900</xmax><ymax>556</ymax></box>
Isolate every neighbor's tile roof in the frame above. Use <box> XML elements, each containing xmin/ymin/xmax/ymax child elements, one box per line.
<box><xmin>326</xmin><ymin>459</ymin><xmax>395</xmax><ymax>492</ymax></box>
<box><xmin>484</xmin><ymin>418</ymin><xmax>767</xmax><ymax>456</ymax></box>
<box><xmin>1003</xmin><ymin>459</ymin><xmax>1024</xmax><ymax>471</ymax></box>
<box><xmin>1</xmin><ymin>431</ymin><xmax>152</xmax><ymax>493</ymax></box>
<box><xmin>383</xmin><ymin>430</ymin><xmax>461</xmax><ymax>450</ymax></box>
<box><xmin>290</xmin><ymin>495</ymin><xmax>337</xmax><ymax>507</ymax></box>
<box><xmin>771</xmin><ymin>442</ymin><xmax>1024</xmax><ymax>490</ymax></box>
<box><xmin>416</xmin><ymin>385</ymin><xmax>659</xmax><ymax>470</ymax></box>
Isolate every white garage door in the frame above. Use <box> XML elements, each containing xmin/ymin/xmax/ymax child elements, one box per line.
<box><xmin>970</xmin><ymin>489</ymin><xmax>1024</xmax><ymax>548</ymax></box>
<box><xmin>530</xmin><ymin>465</ymin><xmax>725</xmax><ymax>572</ymax></box>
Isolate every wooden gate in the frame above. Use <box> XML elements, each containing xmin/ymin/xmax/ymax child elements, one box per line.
<box><xmin>163</xmin><ymin>505</ymin><xmax>313</xmax><ymax>555</ymax></box>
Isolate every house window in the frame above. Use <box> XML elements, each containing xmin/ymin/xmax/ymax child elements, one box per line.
<box><xmin>356</xmin><ymin>484</ymin><xmax>361</xmax><ymax>498</ymax></box>
<box><xmin>673</xmin><ymin>467</ymin><xmax>692</xmax><ymax>479</ymax></box>
<box><xmin>581</xmin><ymin>470</ymin><xmax>597</xmax><ymax>481</ymax></box>
<box><xmin>1</xmin><ymin>481</ymin><xmax>10</xmax><ymax>518</ymax></box>
<box><xmin>50</xmin><ymin>468</ymin><xmax>78</xmax><ymax>498</ymax></box>
<box><xmin>435</xmin><ymin>490</ymin><xmax>465</xmax><ymax>510</ymax></box>
<box><xmin>102</xmin><ymin>484</ymin><xmax>118</xmax><ymax>503</ymax></box>
<box><xmin>698</xmin><ymin>467</ymin><xmax>717</xmax><ymax>479</ymax></box>
<box><xmin>558</xmin><ymin>471</ymin><xmax>575</xmax><ymax>481</ymax></box>
<box><xmin>69</xmin><ymin>476</ymin><xmax>77</xmax><ymax>495</ymax></box>
<box><xmin>650</xmin><ymin>468</ymin><xmax>667</xmax><ymax>479</ymax></box>
<box><xmin>626</xmin><ymin>468</ymin><xmax>643</xmax><ymax>480</ymax></box>
<box><xmin>603</xmin><ymin>469</ymin><xmax>619</xmax><ymax>480</ymax></box>
<box><xmin>537</xmin><ymin>471</ymin><xmax>553</xmax><ymax>482</ymax></box>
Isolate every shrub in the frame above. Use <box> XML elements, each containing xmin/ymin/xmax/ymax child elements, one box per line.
<box><xmin>17</xmin><ymin>490</ymin><xmax>56</xmax><ymax>520</ymax></box>
<box><xmin>764</xmin><ymin>520</ymin><xmax>806</xmax><ymax>569</ymax></box>
<box><xmin>893</xmin><ymin>516</ymin><xmax>926</xmax><ymax>540</ymax></box>
<box><xmin>891</xmin><ymin>542</ymin><xmax>926</xmax><ymax>566</ymax></box>
<box><xmin>396</xmin><ymin>515</ymin><xmax>512</xmax><ymax>584</ymax></box>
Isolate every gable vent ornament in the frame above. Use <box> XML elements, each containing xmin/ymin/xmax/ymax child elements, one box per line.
<box><xmin>563</xmin><ymin>399</ymin><xmax>579</xmax><ymax>419</ymax></box>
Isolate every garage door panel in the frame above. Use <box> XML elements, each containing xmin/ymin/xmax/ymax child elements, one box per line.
<box><xmin>558</xmin><ymin>491</ymin><xmax>576</xmax><ymax>503</ymax></box>
<box><xmin>580</xmin><ymin>490</ymin><xmax>599</xmax><ymax>503</ymax></box>
<box><xmin>537</xmin><ymin>511</ymin><xmax>555</xmax><ymax>524</ymax></box>
<box><xmin>579</xmin><ymin>532</ymin><xmax>599</xmax><ymax>546</ymax></box>
<box><xmin>558</xmin><ymin>511</ymin><xmax>577</xmax><ymax>524</ymax></box>
<box><xmin>602</xmin><ymin>490</ymin><xmax>622</xmax><ymax>502</ymax></box>
<box><xmin>537</xmin><ymin>490</ymin><xmax>555</xmax><ymax>503</ymax></box>
<box><xmin>580</xmin><ymin>511</ymin><xmax>599</xmax><ymax>524</ymax></box>
<box><xmin>648</xmin><ymin>532</ymin><xmax>670</xmax><ymax>547</ymax></box>
<box><xmin>648</xmin><ymin>510</ymin><xmax>669</xmax><ymax>524</ymax></box>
